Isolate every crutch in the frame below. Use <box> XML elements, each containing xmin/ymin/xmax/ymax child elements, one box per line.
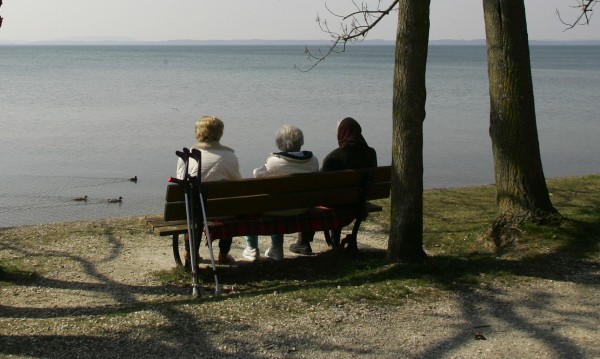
<box><xmin>190</xmin><ymin>148</ymin><xmax>221</xmax><ymax>295</ymax></box>
<box><xmin>171</xmin><ymin>148</ymin><xmax>200</xmax><ymax>297</ymax></box>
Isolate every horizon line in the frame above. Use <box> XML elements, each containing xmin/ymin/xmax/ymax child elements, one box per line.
<box><xmin>1</xmin><ymin>38</ymin><xmax>600</xmax><ymax>45</ymax></box>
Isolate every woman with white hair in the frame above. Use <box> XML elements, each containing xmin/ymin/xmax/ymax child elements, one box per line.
<box><xmin>243</xmin><ymin>124</ymin><xmax>319</xmax><ymax>261</ymax></box>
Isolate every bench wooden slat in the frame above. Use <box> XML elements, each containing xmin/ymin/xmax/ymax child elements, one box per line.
<box><xmin>162</xmin><ymin>200</ymin><xmax>385</xmax><ymax>223</ymax></box>
<box><xmin>164</xmin><ymin>181</ymin><xmax>390</xmax><ymax>219</ymax></box>
<box><xmin>163</xmin><ymin>203</ymin><xmax>188</xmax><ymax>222</ymax></box>
<box><xmin>207</xmin><ymin>168</ymin><xmax>383</xmax><ymax>197</ymax></box>
<box><xmin>146</xmin><ymin>218</ymin><xmax>187</xmax><ymax>227</ymax></box>
<box><xmin>167</xmin><ymin>187</ymin><xmax>356</xmax><ymax>217</ymax></box>
<box><xmin>152</xmin><ymin>224</ymin><xmax>188</xmax><ymax>236</ymax></box>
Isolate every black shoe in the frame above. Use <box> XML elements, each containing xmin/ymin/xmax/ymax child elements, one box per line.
<box><xmin>289</xmin><ymin>241</ymin><xmax>313</xmax><ymax>255</ymax></box>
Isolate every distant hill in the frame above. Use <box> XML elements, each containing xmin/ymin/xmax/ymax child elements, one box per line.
<box><xmin>1</xmin><ymin>38</ymin><xmax>599</xmax><ymax>46</ymax></box>
<box><xmin>430</xmin><ymin>39</ymin><xmax>600</xmax><ymax>46</ymax></box>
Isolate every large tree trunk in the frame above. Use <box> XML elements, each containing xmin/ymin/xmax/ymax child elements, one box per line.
<box><xmin>482</xmin><ymin>0</ymin><xmax>560</xmax><ymax>250</ymax></box>
<box><xmin>387</xmin><ymin>0</ymin><xmax>430</xmax><ymax>263</ymax></box>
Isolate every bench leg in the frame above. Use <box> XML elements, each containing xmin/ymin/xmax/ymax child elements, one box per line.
<box><xmin>324</xmin><ymin>230</ymin><xmax>332</xmax><ymax>247</ymax></box>
<box><xmin>340</xmin><ymin>219</ymin><xmax>361</xmax><ymax>256</ymax></box>
<box><xmin>172</xmin><ymin>234</ymin><xmax>183</xmax><ymax>267</ymax></box>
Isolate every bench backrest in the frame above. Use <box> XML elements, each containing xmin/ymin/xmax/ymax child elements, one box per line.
<box><xmin>163</xmin><ymin>166</ymin><xmax>391</xmax><ymax>221</ymax></box>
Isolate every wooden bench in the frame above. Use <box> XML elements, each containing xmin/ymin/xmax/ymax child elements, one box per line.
<box><xmin>146</xmin><ymin>166</ymin><xmax>391</xmax><ymax>266</ymax></box>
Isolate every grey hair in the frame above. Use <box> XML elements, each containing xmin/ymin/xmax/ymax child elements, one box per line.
<box><xmin>275</xmin><ymin>124</ymin><xmax>304</xmax><ymax>152</ymax></box>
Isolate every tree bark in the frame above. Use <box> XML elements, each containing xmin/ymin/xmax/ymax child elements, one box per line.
<box><xmin>387</xmin><ymin>0</ymin><xmax>430</xmax><ymax>263</ymax></box>
<box><xmin>482</xmin><ymin>0</ymin><xmax>560</xmax><ymax>249</ymax></box>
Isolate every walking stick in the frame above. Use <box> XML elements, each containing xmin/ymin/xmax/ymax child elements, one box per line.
<box><xmin>172</xmin><ymin>148</ymin><xmax>200</xmax><ymax>297</ymax></box>
<box><xmin>190</xmin><ymin>148</ymin><xmax>221</xmax><ymax>295</ymax></box>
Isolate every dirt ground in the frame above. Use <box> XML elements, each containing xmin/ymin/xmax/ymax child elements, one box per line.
<box><xmin>1</xmin><ymin>216</ymin><xmax>599</xmax><ymax>358</ymax></box>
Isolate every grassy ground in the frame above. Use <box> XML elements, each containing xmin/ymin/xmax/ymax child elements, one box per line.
<box><xmin>148</xmin><ymin>174</ymin><xmax>600</xmax><ymax>305</ymax></box>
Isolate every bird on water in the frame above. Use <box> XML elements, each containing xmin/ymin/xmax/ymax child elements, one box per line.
<box><xmin>130</xmin><ymin>176</ymin><xmax>138</xmax><ymax>182</ymax></box>
<box><xmin>108</xmin><ymin>197</ymin><xmax>123</xmax><ymax>203</ymax></box>
<box><xmin>73</xmin><ymin>195</ymin><xmax>88</xmax><ymax>201</ymax></box>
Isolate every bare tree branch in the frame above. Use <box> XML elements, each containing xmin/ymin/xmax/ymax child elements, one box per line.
<box><xmin>556</xmin><ymin>0</ymin><xmax>597</xmax><ymax>30</ymax></box>
<box><xmin>298</xmin><ymin>1</ymin><xmax>399</xmax><ymax>72</ymax></box>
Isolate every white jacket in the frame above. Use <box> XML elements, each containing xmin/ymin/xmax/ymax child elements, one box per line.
<box><xmin>252</xmin><ymin>151</ymin><xmax>319</xmax><ymax>216</ymax></box>
<box><xmin>176</xmin><ymin>141</ymin><xmax>242</xmax><ymax>182</ymax></box>
<box><xmin>253</xmin><ymin>151</ymin><xmax>319</xmax><ymax>178</ymax></box>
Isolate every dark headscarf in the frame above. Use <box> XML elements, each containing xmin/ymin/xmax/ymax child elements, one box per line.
<box><xmin>337</xmin><ymin>117</ymin><xmax>368</xmax><ymax>147</ymax></box>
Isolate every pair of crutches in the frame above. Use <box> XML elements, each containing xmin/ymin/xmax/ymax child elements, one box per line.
<box><xmin>169</xmin><ymin>148</ymin><xmax>221</xmax><ymax>297</ymax></box>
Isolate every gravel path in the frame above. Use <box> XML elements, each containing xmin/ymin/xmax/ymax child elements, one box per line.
<box><xmin>1</xmin><ymin>216</ymin><xmax>599</xmax><ymax>358</ymax></box>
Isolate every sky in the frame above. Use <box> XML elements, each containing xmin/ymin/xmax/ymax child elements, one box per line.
<box><xmin>0</xmin><ymin>0</ymin><xmax>598</xmax><ymax>42</ymax></box>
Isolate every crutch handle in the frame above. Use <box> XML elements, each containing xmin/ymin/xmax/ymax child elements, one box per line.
<box><xmin>168</xmin><ymin>176</ymin><xmax>184</xmax><ymax>185</ymax></box>
<box><xmin>175</xmin><ymin>149</ymin><xmax>189</xmax><ymax>160</ymax></box>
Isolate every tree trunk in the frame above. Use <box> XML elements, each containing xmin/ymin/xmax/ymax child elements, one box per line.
<box><xmin>387</xmin><ymin>0</ymin><xmax>430</xmax><ymax>263</ymax></box>
<box><xmin>482</xmin><ymin>0</ymin><xmax>560</xmax><ymax>250</ymax></box>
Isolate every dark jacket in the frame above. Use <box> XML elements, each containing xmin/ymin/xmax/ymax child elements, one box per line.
<box><xmin>321</xmin><ymin>144</ymin><xmax>377</xmax><ymax>172</ymax></box>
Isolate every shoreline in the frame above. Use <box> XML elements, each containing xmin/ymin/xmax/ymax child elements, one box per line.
<box><xmin>2</xmin><ymin>172</ymin><xmax>599</xmax><ymax>230</ymax></box>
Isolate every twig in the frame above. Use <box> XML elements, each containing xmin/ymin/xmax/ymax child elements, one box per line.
<box><xmin>299</xmin><ymin>0</ymin><xmax>399</xmax><ymax>72</ymax></box>
<box><xmin>556</xmin><ymin>0</ymin><xmax>597</xmax><ymax>30</ymax></box>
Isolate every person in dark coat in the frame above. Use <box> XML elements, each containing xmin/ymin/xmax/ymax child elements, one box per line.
<box><xmin>289</xmin><ymin>117</ymin><xmax>377</xmax><ymax>255</ymax></box>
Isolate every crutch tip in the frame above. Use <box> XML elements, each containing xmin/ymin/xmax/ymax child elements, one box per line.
<box><xmin>192</xmin><ymin>287</ymin><xmax>200</xmax><ymax>298</ymax></box>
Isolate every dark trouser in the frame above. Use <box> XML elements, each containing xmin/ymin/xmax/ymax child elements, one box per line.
<box><xmin>297</xmin><ymin>231</ymin><xmax>315</xmax><ymax>244</ymax></box>
<box><xmin>328</xmin><ymin>229</ymin><xmax>342</xmax><ymax>247</ymax></box>
<box><xmin>218</xmin><ymin>237</ymin><xmax>232</xmax><ymax>254</ymax></box>
<box><xmin>185</xmin><ymin>234</ymin><xmax>233</xmax><ymax>255</ymax></box>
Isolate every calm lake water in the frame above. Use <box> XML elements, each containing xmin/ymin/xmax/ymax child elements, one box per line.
<box><xmin>1</xmin><ymin>45</ymin><xmax>599</xmax><ymax>227</ymax></box>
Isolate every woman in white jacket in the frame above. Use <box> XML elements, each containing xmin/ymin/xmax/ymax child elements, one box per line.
<box><xmin>176</xmin><ymin>115</ymin><xmax>242</xmax><ymax>265</ymax></box>
<box><xmin>176</xmin><ymin>117</ymin><xmax>241</xmax><ymax>182</ymax></box>
<box><xmin>243</xmin><ymin>124</ymin><xmax>319</xmax><ymax>261</ymax></box>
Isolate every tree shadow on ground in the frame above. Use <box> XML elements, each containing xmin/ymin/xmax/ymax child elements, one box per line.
<box><xmin>1</xmin><ymin>211</ymin><xmax>598</xmax><ymax>358</ymax></box>
<box><xmin>191</xmin><ymin>214</ymin><xmax>600</xmax><ymax>357</ymax></box>
<box><xmin>0</xmin><ymin>234</ymin><xmax>309</xmax><ymax>358</ymax></box>
<box><xmin>1</xmin><ymin>219</ymin><xmax>401</xmax><ymax>358</ymax></box>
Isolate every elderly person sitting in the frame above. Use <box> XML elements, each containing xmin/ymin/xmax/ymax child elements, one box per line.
<box><xmin>176</xmin><ymin>115</ymin><xmax>242</xmax><ymax>265</ymax></box>
<box><xmin>243</xmin><ymin>124</ymin><xmax>319</xmax><ymax>261</ymax></box>
<box><xmin>289</xmin><ymin>117</ymin><xmax>377</xmax><ymax>255</ymax></box>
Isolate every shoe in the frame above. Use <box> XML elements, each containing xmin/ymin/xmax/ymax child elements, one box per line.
<box><xmin>265</xmin><ymin>244</ymin><xmax>284</xmax><ymax>261</ymax></box>
<box><xmin>218</xmin><ymin>253</ymin><xmax>235</xmax><ymax>264</ymax></box>
<box><xmin>242</xmin><ymin>246</ymin><xmax>260</xmax><ymax>261</ymax></box>
<box><xmin>289</xmin><ymin>241</ymin><xmax>313</xmax><ymax>255</ymax></box>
